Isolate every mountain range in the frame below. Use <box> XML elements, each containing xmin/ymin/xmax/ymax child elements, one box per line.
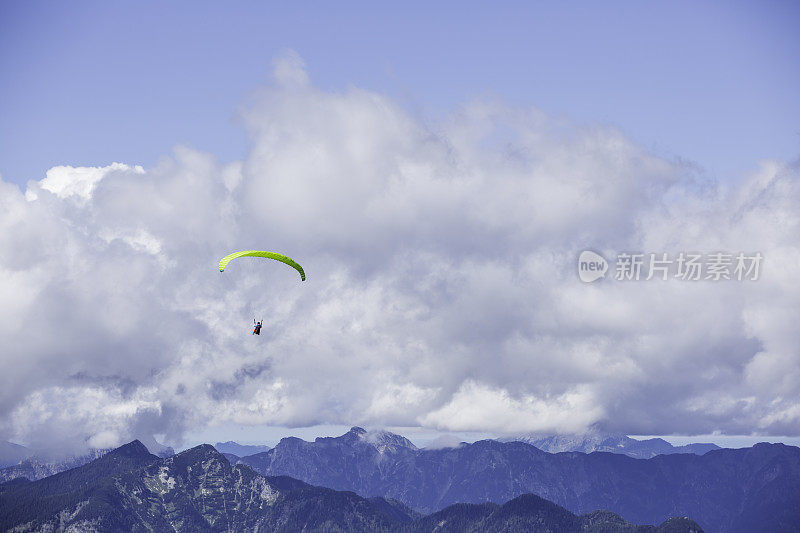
<box><xmin>0</xmin><ymin>441</ymin><xmax>32</xmax><ymax>469</ymax></box>
<box><xmin>214</xmin><ymin>440</ymin><xmax>271</xmax><ymax>457</ymax></box>
<box><xmin>508</xmin><ymin>433</ymin><xmax>719</xmax><ymax>459</ymax></box>
<box><xmin>0</xmin><ymin>430</ymin><xmax>713</xmax><ymax>482</ymax></box>
<box><xmin>0</xmin><ymin>440</ymin><xmax>702</xmax><ymax>532</ymax></box>
<box><xmin>2</xmin><ymin>428</ymin><xmax>797</xmax><ymax>532</ymax></box>
<box><xmin>0</xmin><ymin>437</ymin><xmax>174</xmax><ymax>483</ymax></box>
<box><xmin>233</xmin><ymin>427</ymin><xmax>800</xmax><ymax>533</ymax></box>
<box><xmin>0</xmin><ymin>447</ymin><xmax>111</xmax><ymax>484</ymax></box>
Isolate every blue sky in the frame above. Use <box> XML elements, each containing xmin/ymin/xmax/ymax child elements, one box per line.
<box><xmin>1</xmin><ymin>1</ymin><xmax>798</xmax><ymax>186</ymax></box>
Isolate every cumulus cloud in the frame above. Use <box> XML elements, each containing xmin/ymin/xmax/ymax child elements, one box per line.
<box><xmin>420</xmin><ymin>381</ymin><xmax>604</xmax><ymax>434</ymax></box>
<box><xmin>33</xmin><ymin>163</ymin><xmax>145</xmax><ymax>202</ymax></box>
<box><xmin>1</xmin><ymin>51</ymin><xmax>799</xmax><ymax>452</ymax></box>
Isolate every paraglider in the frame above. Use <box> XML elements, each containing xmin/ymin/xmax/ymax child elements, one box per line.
<box><xmin>218</xmin><ymin>250</ymin><xmax>305</xmax><ymax>281</ymax></box>
<box><xmin>219</xmin><ymin>250</ymin><xmax>305</xmax><ymax>336</ymax></box>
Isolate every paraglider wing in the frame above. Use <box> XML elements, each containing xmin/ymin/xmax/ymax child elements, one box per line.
<box><xmin>218</xmin><ymin>250</ymin><xmax>306</xmax><ymax>281</ymax></box>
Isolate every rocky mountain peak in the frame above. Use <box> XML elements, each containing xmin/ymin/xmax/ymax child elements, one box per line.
<box><xmin>162</xmin><ymin>443</ymin><xmax>228</xmax><ymax>474</ymax></box>
<box><xmin>114</xmin><ymin>439</ymin><xmax>152</xmax><ymax>458</ymax></box>
<box><xmin>361</xmin><ymin>429</ymin><xmax>418</xmax><ymax>451</ymax></box>
<box><xmin>175</xmin><ymin>443</ymin><xmax>223</xmax><ymax>460</ymax></box>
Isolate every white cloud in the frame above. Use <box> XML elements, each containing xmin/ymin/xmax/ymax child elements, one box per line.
<box><xmin>272</xmin><ymin>50</ymin><xmax>311</xmax><ymax>89</ymax></box>
<box><xmin>420</xmin><ymin>381</ymin><xmax>604</xmax><ymax>435</ymax></box>
<box><xmin>1</xmin><ymin>53</ymin><xmax>799</xmax><ymax>451</ymax></box>
<box><xmin>34</xmin><ymin>162</ymin><xmax>144</xmax><ymax>201</ymax></box>
<box><xmin>9</xmin><ymin>386</ymin><xmax>161</xmax><ymax>455</ymax></box>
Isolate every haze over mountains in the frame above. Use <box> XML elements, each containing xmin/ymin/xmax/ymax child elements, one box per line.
<box><xmin>0</xmin><ymin>441</ymin><xmax>31</xmax><ymax>469</ymax></box>
<box><xmin>0</xmin><ymin>440</ymin><xmax>703</xmax><ymax>533</ymax></box>
<box><xmin>0</xmin><ymin>437</ymin><xmax>174</xmax><ymax>483</ymax></box>
<box><xmin>508</xmin><ymin>433</ymin><xmax>720</xmax><ymax>459</ymax></box>
<box><xmin>0</xmin><ymin>448</ymin><xmax>110</xmax><ymax>485</ymax></box>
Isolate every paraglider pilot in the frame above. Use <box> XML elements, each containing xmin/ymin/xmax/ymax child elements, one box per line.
<box><xmin>253</xmin><ymin>319</ymin><xmax>263</xmax><ymax>335</ymax></box>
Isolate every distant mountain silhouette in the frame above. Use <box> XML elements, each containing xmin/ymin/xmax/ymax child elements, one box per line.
<box><xmin>0</xmin><ymin>441</ymin><xmax>32</xmax><ymax>468</ymax></box>
<box><xmin>235</xmin><ymin>427</ymin><xmax>800</xmax><ymax>532</ymax></box>
<box><xmin>214</xmin><ymin>440</ymin><xmax>271</xmax><ymax>457</ymax></box>
<box><xmin>137</xmin><ymin>434</ymin><xmax>176</xmax><ymax>458</ymax></box>
<box><xmin>0</xmin><ymin>440</ymin><xmax>703</xmax><ymax>532</ymax></box>
<box><xmin>0</xmin><ymin>436</ymin><xmax>173</xmax><ymax>483</ymax></box>
<box><xmin>509</xmin><ymin>433</ymin><xmax>719</xmax><ymax>459</ymax></box>
<box><xmin>0</xmin><ymin>448</ymin><xmax>111</xmax><ymax>483</ymax></box>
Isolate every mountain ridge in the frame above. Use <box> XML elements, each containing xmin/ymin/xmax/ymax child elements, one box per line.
<box><xmin>0</xmin><ymin>436</ymin><xmax>174</xmax><ymax>483</ymax></box>
<box><xmin>508</xmin><ymin>433</ymin><xmax>720</xmax><ymax>458</ymax></box>
<box><xmin>214</xmin><ymin>440</ymin><xmax>271</xmax><ymax>457</ymax></box>
<box><xmin>234</xmin><ymin>428</ymin><xmax>800</xmax><ymax>532</ymax></box>
<box><xmin>0</xmin><ymin>440</ymin><xmax>703</xmax><ymax>532</ymax></box>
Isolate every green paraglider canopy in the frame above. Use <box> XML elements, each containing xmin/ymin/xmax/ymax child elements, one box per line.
<box><xmin>218</xmin><ymin>251</ymin><xmax>306</xmax><ymax>281</ymax></box>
